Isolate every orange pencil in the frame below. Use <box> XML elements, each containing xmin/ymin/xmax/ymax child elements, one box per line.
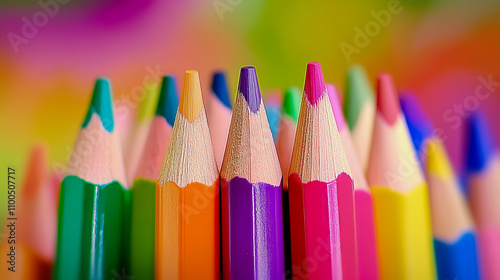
<box><xmin>155</xmin><ymin>70</ymin><xmax>219</xmax><ymax>279</ymax></box>
<box><xmin>0</xmin><ymin>145</ymin><xmax>56</xmax><ymax>279</ymax></box>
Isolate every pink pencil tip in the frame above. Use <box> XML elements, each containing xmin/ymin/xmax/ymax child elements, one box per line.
<box><xmin>304</xmin><ymin>62</ymin><xmax>326</xmax><ymax>105</ymax></box>
<box><xmin>326</xmin><ymin>84</ymin><xmax>347</xmax><ymax>132</ymax></box>
<box><xmin>376</xmin><ymin>73</ymin><xmax>400</xmax><ymax>124</ymax></box>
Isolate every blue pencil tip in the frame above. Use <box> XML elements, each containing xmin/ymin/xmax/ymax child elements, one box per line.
<box><xmin>400</xmin><ymin>92</ymin><xmax>434</xmax><ymax>158</ymax></box>
<box><xmin>82</xmin><ymin>78</ymin><xmax>114</xmax><ymax>132</ymax></box>
<box><xmin>466</xmin><ymin>112</ymin><xmax>495</xmax><ymax>172</ymax></box>
<box><xmin>156</xmin><ymin>75</ymin><xmax>180</xmax><ymax>126</ymax></box>
<box><xmin>212</xmin><ymin>72</ymin><xmax>232</xmax><ymax>109</ymax></box>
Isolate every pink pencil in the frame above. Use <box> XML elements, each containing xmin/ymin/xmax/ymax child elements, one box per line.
<box><xmin>327</xmin><ymin>84</ymin><xmax>380</xmax><ymax>280</ymax></box>
<box><xmin>206</xmin><ymin>71</ymin><xmax>232</xmax><ymax>168</ymax></box>
<box><xmin>288</xmin><ymin>62</ymin><xmax>358</xmax><ymax>279</ymax></box>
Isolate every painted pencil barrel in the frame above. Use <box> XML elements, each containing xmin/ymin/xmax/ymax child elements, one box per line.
<box><xmin>354</xmin><ymin>189</ymin><xmax>380</xmax><ymax>280</ymax></box>
<box><xmin>434</xmin><ymin>232</ymin><xmax>481</xmax><ymax>280</ymax></box>
<box><xmin>288</xmin><ymin>172</ymin><xmax>356</xmax><ymax>280</ymax></box>
<box><xmin>155</xmin><ymin>180</ymin><xmax>220</xmax><ymax>279</ymax></box>
<box><xmin>477</xmin><ymin>227</ymin><xmax>500</xmax><ymax>280</ymax></box>
<box><xmin>129</xmin><ymin>178</ymin><xmax>156</xmax><ymax>279</ymax></box>
<box><xmin>221</xmin><ymin>177</ymin><xmax>285</xmax><ymax>280</ymax></box>
<box><xmin>55</xmin><ymin>176</ymin><xmax>125</xmax><ymax>280</ymax></box>
<box><xmin>371</xmin><ymin>183</ymin><xmax>436</xmax><ymax>280</ymax></box>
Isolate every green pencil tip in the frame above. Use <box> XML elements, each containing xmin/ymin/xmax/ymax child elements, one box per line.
<box><xmin>282</xmin><ymin>87</ymin><xmax>301</xmax><ymax>123</ymax></box>
<box><xmin>82</xmin><ymin>78</ymin><xmax>114</xmax><ymax>132</ymax></box>
<box><xmin>343</xmin><ymin>65</ymin><xmax>374</xmax><ymax>130</ymax></box>
<box><xmin>137</xmin><ymin>82</ymin><xmax>160</xmax><ymax>122</ymax></box>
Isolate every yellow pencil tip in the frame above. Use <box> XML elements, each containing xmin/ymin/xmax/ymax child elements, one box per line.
<box><xmin>179</xmin><ymin>70</ymin><xmax>203</xmax><ymax>122</ymax></box>
<box><xmin>426</xmin><ymin>140</ymin><xmax>454</xmax><ymax>179</ymax></box>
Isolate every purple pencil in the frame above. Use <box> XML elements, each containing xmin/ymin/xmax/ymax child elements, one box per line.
<box><xmin>221</xmin><ymin>66</ymin><xmax>285</xmax><ymax>280</ymax></box>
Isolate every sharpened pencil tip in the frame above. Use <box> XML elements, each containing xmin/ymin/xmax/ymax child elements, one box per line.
<box><xmin>82</xmin><ymin>78</ymin><xmax>114</xmax><ymax>132</ymax></box>
<box><xmin>212</xmin><ymin>72</ymin><xmax>232</xmax><ymax>109</ymax></box>
<box><xmin>282</xmin><ymin>87</ymin><xmax>301</xmax><ymax>122</ymax></box>
<box><xmin>238</xmin><ymin>66</ymin><xmax>261</xmax><ymax>113</ymax></box>
<box><xmin>466</xmin><ymin>112</ymin><xmax>495</xmax><ymax>172</ymax></box>
<box><xmin>304</xmin><ymin>62</ymin><xmax>326</xmax><ymax>105</ymax></box>
<box><xmin>179</xmin><ymin>70</ymin><xmax>203</xmax><ymax>122</ymax></box>
<box><xmin>344</xmin><ymin>64</ymin><xmax>374</xmax><ymax>129</ymax></box>
<box><xmin>400</xmin><ymin>92</ymin><xmax>434</xmax><ymax>156</ymax></box>
<box><xmin>326</xmin><ymin>84</ymin><xmax>347</xmax><ymax>132</ymax></box>
<box><xmin>157</xmin><ymin>75</ymin><xmax>180</xmax><ymax>126</ymax></box>
<box><xmin>376</xmin><ymin>73</ymin><xmax>400</xmax><ymax>125</ymax></box>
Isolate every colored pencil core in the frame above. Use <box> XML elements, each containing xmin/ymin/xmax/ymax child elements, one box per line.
<box><xmin>179</xmin><ymin>70</ymin><xmax>203</xmax><ymax>122</ymax></box>
<box><xmin>344</xmin><ymin>64</ymin><xmax>374</xmax><ymax>130</ymax></box>
<box><xmin>156</xmin><ymin>75</ymin><xmax>179</xmax><ymax>127</ymax></box>
<box><xmin>137</xmin><ymin>82</ymin><xmax>159</xmax><ymax>123</ymax></box>
<box><xmin>238</xmin><ymin>66</ymin><xmax>261</xmax><ymax>113</ymax></box>
<box><xmin>304</xmin><ymin>62</ymin><xmax>326</xmax><ymax>105</ymax></box>
<box><xmin>400</xmin><ymin>92</ymin><xmax>434</xmax><ymax>156</ymax></box>
<box><xmin>82</xmin><ymin>78</ymin><xmax>114</xmax><ymax>132</ymax></box>
<box><xmin>467</xmin><ymin>112</ymin><xmax>495</xmax><ymax>172</ymax></box>
<box><xmin>282</xmin><ymin>87</ymin><xmax>301</xmax><ymax>122</ymax></box>
<box><xmin>376</xmin><ymin>73</ymin><xmax>399</xmax><ymax>125</ymax></box>
<box><xmin>212</xmin><ymin>71</ymin><xmax>232</xmax><ymax>109</ymax></box>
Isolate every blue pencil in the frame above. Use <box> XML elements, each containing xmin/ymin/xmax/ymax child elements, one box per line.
<box><xmin>401</xmin><ymin>93</ymin><xmax>481</xmax><ymax>280</ymax></box>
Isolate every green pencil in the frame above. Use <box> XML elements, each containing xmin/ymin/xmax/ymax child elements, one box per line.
<box><xmin>54</xmin><ymin>78</ymin><xmax>127</xmax><ymax>280</ymax></box>
<box><xmin>129</xmin><ymin>75</ymin><xmax>179</xmax><ymax>279</ymax></box>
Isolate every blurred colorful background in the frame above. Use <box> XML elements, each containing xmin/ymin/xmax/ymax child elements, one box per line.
<box><xmin>1</xmin><ymin>0</ymin><xmax>500</xmax><ymax>221</ymax></box>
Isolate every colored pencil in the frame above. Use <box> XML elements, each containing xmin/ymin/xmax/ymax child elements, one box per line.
<box><xmin>11</xmin><ymin>145</ymin><xmax>55</xmax><ymax>279</ymax></box>
<box><xmin>343</xmin><ymin>65</ymin><xmax>375</xmax><ymax>173</ymax></box>
<box><xmin>276</xmin><ymin>87</ymin><xmax>301</xmax><ymax>191</ymax></box>
<box><xmin>264</xmin><ymin>91</ymin><xmax>282</xmax><ymax>141</ymax></box>
<box><xmin>220</xmin><ymin>66</ymin><xmax>285</xmax><ymax>279</ymax></box>
<box><xmin>54</xmin><ymin>78</ymin><xmax>128</xmax><ymax>280</ymax></box>
<box><xmin>367</xmin><ymin>74</ymin><xmax>436</xmax><ymax>279</ymax></box>
<box><xmin>122</xmin><ymin>83</ymin><xmax>160</xmax><ymax>275</ymax></box>
<box><xmin>155</xmin><ymin>70</ymin><xmax>219</xmax><ymax>279</ymax></box>
<box><xmin>466</xmin><ymin>112</ymin><xmax>500</xmax><ymax>280</ymax></box>
<box><xmin>327</xmin><ymin>84</ymin><xmax>380</xmax><ymax>280</ymax></box>
<box><xmin>20</xmin><ymin>145</ymin><xmax>57</xmax><ymax>265</ymax></box>
<box><xmin>288</xmin><ymin>62</ymin><xmax>357</xmax><ymax>279</ymax></box>
<box><xmin>124</xmin><ymin>82</ymin><xmax>159</xmax><ymax>183</ymax></box>
<box><xmin>401</xmin><ymin>93</ymin><xmax>481</xmax><ymax>280</ymax></box>
<box><xmin>207</xmin><ymin>71</ymin><xmax>232</xmax><ymax>168</ymax></box>
<box><xmin>275</xmin><ymin>86</ymin><xmax>301</xmax><ymax>275</ymax></box>
<box><xmin>129</xmin><ymin>75</ymin><xmax>179</xmax><ymax>279</ymax></box>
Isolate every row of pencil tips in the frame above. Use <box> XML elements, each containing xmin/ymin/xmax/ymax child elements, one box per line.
<box><xmin>7</xmin><ymin>62</ymin><xmax>498</xmax><ymax>280</ymax></box>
